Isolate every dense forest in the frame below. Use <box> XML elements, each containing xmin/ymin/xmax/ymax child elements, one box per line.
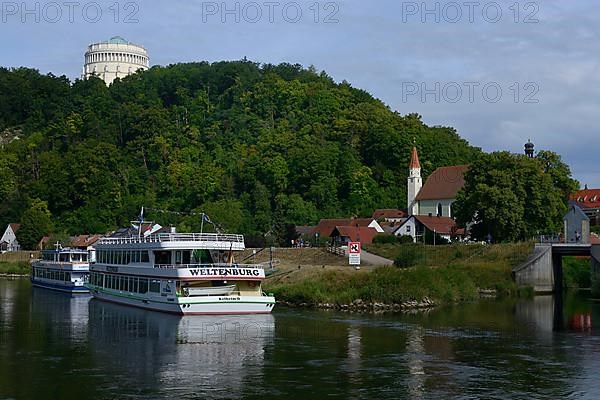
<box><xmin>0</xmin><ymin>61</ymin><xmax>481</xmax><ymax>243</ymax></box>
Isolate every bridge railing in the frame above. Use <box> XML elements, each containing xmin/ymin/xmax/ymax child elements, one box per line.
<box><xmin>538</xmin><ymin>235</ymin><xmax>563</xmax><ymax>244</ymax></box>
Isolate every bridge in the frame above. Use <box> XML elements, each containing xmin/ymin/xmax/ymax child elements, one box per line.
<box><xmin>513</xmin><ymin>243</ymin><xmax>600</xmax><ymax>293</ymax></box>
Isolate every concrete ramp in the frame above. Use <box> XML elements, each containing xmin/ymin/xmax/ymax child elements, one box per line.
<box><xmin>512</xmin><ymin>245</ymin><xmax>554</xmax><ymax>293</ymax></box>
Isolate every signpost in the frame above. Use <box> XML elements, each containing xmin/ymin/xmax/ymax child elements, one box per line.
<box><xmin>348</xmin><ymin>242</ymin><xmax>361</xmax><ymax>266</ymax></box>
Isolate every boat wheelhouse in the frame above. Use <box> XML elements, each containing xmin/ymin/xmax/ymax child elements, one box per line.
<box><xmin>31</xmin><ymin>247</ymin><xmax>90</xmax><ymax>294</ymax></box>
<box><xmin>87</xmin><ymin>230</ymin><xmax>276</xmax><ymax>315</ymax></box>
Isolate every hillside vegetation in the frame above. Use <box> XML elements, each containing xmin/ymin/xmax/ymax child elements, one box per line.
<box><xmin>0</xmin><ymin>62</ymin><xmax>479</xmax><ymax>245</ymax></box>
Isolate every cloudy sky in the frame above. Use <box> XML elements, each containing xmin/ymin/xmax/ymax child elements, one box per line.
<box><xmin>2</xmin><ymin>0</ymin><xmax>598</xmax><ymax>187</ymax></box>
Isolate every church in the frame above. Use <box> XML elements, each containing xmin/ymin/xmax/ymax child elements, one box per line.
<box><xmin>407</xmin><ymin>147</ymin><xmax>467</xmax><ymax>218</ymax></box>
<box><xmin>393</xmin><ymin>147</ymin><xmax>467</xmax><ymax>242</ymax></box>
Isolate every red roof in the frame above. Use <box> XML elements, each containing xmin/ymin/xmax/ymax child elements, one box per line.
<box><xmin>372</xmin><ymin>209</ymin><xmax>407</xmax><ymax>220</ymax></box>
<box><xmin>314</xmin><ymin>218</ymin><xmax>376</xmax><ymax>238</ymax></box>
<box><xmin>9</xmin><ymin>223</ymin><xmax>20</xmax><ymax>233</ymax></box>
<box><xmin>416</xmin><ymin>165</ymin><xmax>468</xmax><ymax>201</ymax></box>
<box><xmin>331</xmin><ymin>226</ymin><xmax>379</xmax><ymax>244</ymax></box>
<box><xmin>70</xmin><ymin>234</ymin><xmax>103</xmax><ymax>248</ymax></box>
<box><xmin>414</xmin><ymin>215</ymin><xmax>464</xmax><ymax>236</ymax></box>
<box><xmin>571</xmin><ymin>189</ymin><xmax>600</xmax><ymax>209</ymax></box>
<box><xmin>409</xmin><ymin>147</ymin><xmax>421</xmax><ymax>169</ymax></box>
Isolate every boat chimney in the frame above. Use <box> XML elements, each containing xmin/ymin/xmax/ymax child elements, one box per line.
<box><xmin>170</xmin><ymin>226</ymin><xmax>177</xmax><ymax>234</ymax></box>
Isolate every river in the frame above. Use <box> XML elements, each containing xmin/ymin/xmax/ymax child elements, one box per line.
<box><xmin>1</xmin><ymin>278</ymin><xmax>600</xmax><ymax>399</ymax></box>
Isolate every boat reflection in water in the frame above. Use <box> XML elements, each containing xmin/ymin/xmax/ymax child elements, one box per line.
<box><xmin>31</xmin><ymin>286</ymin><xmax>90</xmax><ymax>343</ymax></box>
<box><xmin>87</xmin><ymin>298</ymin><xmax>275</xmax><ymax>398</ymax></box>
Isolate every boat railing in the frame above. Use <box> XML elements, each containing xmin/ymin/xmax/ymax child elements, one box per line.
<box><xmin>98</xmin><ymin>233</ymin><xmax>245</xmax><ymax>245</ymax></box>
<box><xmin>154</xmin><ymin>263</ymin><xmax>265</xmax><ymax>270</ymax></box>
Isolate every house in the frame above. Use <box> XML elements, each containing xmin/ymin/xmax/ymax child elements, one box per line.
<box><xmin>407</xmin><ymin>146</ymin><xmax>468</xmax><ymax>218</ymax></box>
<box><xmin>329</xmin><ymin>226</ymin><xmax>380</xmax><ymax>245</ymax></box>
<box><xmin>372</xmin><ymin>209</ymin><xmax>407</xmax><ymax>223</ymax></box>
<box><xmin>0</xmin><ymin>223</ymin><xmax>21</xmax><ymax>252</ymax></box>
<box><xmin>312</xmin><ymin>218</ymin><xmax>384</xmax><ymax>239</ymax></box>
<box><xmin>564</xmin><ymin>205</ymin><xmax>590</xmax><ymax>244</ymax></box>
<box><xmin>571</xmin><ymin>187</ymin><xmax>600</xmax><ymax>226</ymax></box>
<box><xmin>393</xmin><ymin>215</ymin><xmax>465</xmax><ymax>243</ymax></box>
<box><xmin>70</xmin><ymin>234</ymin><xmax>104</xmax><ymax>262</ymax></box>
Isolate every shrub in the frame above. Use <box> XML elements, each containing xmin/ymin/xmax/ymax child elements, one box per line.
<box><xmin>397</xmin><ymin>235</ymin><xmax>415</xmax><ymax>244</ymax></box>
<box><xmin>394</xmin><ymin>244</ymin><xmax>426</xmax><ymax>269</ymax></box>
<box><xmin>372</xmin><ymin>234</ymin><xmax>398</xmax><ymax>244</ymax></box>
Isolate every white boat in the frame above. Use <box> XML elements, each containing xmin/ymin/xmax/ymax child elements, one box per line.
<box><xmin>31</xmin><ymin>246</ymin><xmax>90</xmax><ymax>294</ymax></box>
<box><xmin>86</xmin><ymin>225</ymin><xmax>276</xmax><ymax>315</ymax></box>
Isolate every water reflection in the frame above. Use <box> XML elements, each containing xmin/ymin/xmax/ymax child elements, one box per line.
<box><xmin>30</xmin><ymin>287</ymin><xmax>90</xmax><ymax>342</ymax></box>
<box><xmin>87</xmin><ymin>299</ymin><xmax>275</xmax><ymax>399</ymax></box>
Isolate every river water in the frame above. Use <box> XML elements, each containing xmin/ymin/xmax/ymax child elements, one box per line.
<box><xmin>2</xmin><ymin>278</ymin><xmax>600</xmax><ymax>399</ymax></box>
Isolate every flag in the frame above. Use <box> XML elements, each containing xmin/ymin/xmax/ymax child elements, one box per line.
<box><xmin>202</xmin><ymin>213</ymin><xmax>212</xmax><ymax>225</ymax></box>
<box><xmin>139</xmin><ymin>206</ymin><xmax>144</xmax><ymax>225</ymax></box>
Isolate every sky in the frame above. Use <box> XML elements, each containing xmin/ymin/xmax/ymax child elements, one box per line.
<box><xmin>1</xmin><ymin>0</ymin><xmax>598</xmax><ymax>187</ymax></box>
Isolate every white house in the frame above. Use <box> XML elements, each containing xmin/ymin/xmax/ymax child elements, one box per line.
<box><xmin>0</xmin><ymin>223</ymin><xmax>21</xmax><ymax>252</ymax></box>
<box><xmin>393</xmin><ymin>215</ymin><xmax>465</xmax><ymax>243</ymax></box>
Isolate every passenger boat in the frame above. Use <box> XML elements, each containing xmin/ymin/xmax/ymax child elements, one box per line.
<box><xmin>31</xmin><ymin>245</ymin><xmax>90</xmax><ymax>294</ymax></box>
<box><xmin>87</xmin><ymin>225</ymin><xmax>276</xmax><ymax>315</ymax></box>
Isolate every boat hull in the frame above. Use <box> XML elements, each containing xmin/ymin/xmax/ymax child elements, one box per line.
<box><xmin>89</xmin><ymin>288</ymin><xmax>275</xmax><ymax>315</ymax></box>
<box><xmin>31</xmin><ymin>278</ymin><xmax>90</xmax><ymax>294</ymax></box>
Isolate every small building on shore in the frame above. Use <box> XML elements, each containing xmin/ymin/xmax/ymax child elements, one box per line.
<box><xmin>393</xmin><ymin>215</ymin><xmax>464</xmax><ymax>243</ymax></box>
<box><xmin>564</xmin><ymin>205</ymin><xmax>590</xmax><ymax>244</ymax></box>
<box><xmin>0</xmin><ymin>223</ymin><xmax>21</xmax><ymax>252</ymax></box>
<box><xmin>571</xmin><ymin>187</ymin><xmax>600</xmax><ymax>226</ymax></box>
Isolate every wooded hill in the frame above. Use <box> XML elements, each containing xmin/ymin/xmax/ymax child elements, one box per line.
<box><xmin>0</xmin><ymin>61</ymin><xmax>481</xmax><ymax>242</ymax></box>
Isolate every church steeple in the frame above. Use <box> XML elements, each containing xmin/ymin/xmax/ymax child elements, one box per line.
<box><xmin>407</xmin><ymin>146</ymin><xmax>422</xmax><ymax>216</ymax></box>
<box><xmin>409</xmin><ymin>146</ymin><xmax>421</xmax><ymax>170</ymax></box>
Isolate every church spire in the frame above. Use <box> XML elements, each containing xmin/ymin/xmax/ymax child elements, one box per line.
<box><xmin>409</xmin><ymin>146</ymin><xmax>421</xmax><ymax>169</ymax></box>
<box><xmin>407</xmin><ymin>146</ymin><xmax>422</xmax><ymax>216</ymax></box>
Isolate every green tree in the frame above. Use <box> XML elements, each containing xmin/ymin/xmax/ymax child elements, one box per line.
<box><xmin>454</xmin><ymin>151</ymin><xmax>577</xmax><ymax>242</ymax></box>
<box><xmin>18</xmin><ymin>198</ymin><xmax>54</xmax><ymax>250</ymax></box>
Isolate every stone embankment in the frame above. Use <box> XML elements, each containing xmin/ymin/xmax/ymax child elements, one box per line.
<box><xmin>277</xmin><ymin>297</ymin><xmax>437</xmax><ymax>313</ymax></box>
<box><xmin>277</xmin><ymin>289</ymin><xmax>499</xmax><ymax>313</ymax></box>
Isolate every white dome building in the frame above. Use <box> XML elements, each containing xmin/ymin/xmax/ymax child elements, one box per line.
<box><xmin>82</xmin><ymin>36</ymin><xmax>149</xmax><ymax>85</ymax></box>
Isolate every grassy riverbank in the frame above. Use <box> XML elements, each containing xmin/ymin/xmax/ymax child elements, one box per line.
<box><xmin>264</xmin><ymin>242</ymin><xmax>533</xmax><ymax>307</ymax></box>
<box><xmin>0</xmin><ymin>261</ymin><xmax>30</xmax><ymax>275</ymax></box>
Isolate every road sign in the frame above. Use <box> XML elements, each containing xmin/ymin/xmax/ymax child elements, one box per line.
<box><xmin>348</xmin><ymin>242</ymin><xmax>361</xmax><ymax>265</ymax></box>
<box><xmin>349</xmin><ymin>242</ymin><xmax>361</xmax><ymax>254</ymax></box>
<box><xmin>349</xmin><ymin>254</ymin><xmax>361</xmax><ymax>265</ymax></box>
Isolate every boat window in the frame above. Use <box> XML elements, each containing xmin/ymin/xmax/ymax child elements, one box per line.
<box><xmin>60</xmin><ymin>253</ymin><xmax>69</xmax><ymax>262</ymax></box>
<box><xmin>82</xmin><ymin>253</ymin><xmax>88</xmax><ymax>262</ymax></box>
<box><xmin>65</xmin><ymin>272</ymin><xmax>71</xmax><ymax>282</ymax></box>
<box><xmin>141</xmin><ymin>251</ymin><xmax>149</xmax><ymax>263</ymax></box>
<box><xmin>175</xmin><ymin>251</ymin><xmax>182</xmax><ymax>264</ymax></box>
<box><xmin>182</xmin><ymin>251</ymin><xmax>191</xmax><ymax>264</ymax></box>
<box><xmin>72</xmin><ymin>253</ymin><xmax>81</xmax><ymax>262</ymax></box>
<box><xmin>133</xmin><ymin>251</ymin><xmax>139</xmax><ymax>263</ymax></box>
<box><xmin>125</xmin><ymin>251</ymin><xmax>130</xmax><ymax>264</ymax></box>
<box><xmin>139</xmin><ymin>278</ymin><xmax>148</xmax><ymax>293</ymax></box>
<box><xmin>149</xmin><ymin>279</ymin><xmax>160</xmax><ymax>293</ymax></box>
<box><xmin>193</xmin><ymin>249</ymin><xmax>211</xmax><ymax>264</ymax></box>
<box><xmin>154</xmin><ymin>251</ymin><xmax>171</xmax><ymax>265</ymax></box>
<box><xmin>129</xmin><ymin>277</ymin><xmax>136</xmax><ymax>292</ymax></box>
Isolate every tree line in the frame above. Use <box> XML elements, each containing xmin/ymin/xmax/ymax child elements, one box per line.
<box><xmin>0</xmin><ymin>61</ymin><xmax>576</xmax><ymax>248</ymax></box>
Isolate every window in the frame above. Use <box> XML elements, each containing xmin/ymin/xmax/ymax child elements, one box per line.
<box><xmin>141</xmin><ymin>251</ymin><xmax>149</xmax><ymax>263</ymax></box>
<box><xmin>406</xmin><ymin>226</ymin><xmax>411</xmax><ymax>233</ymax></box>
<box><xmin>139</xmin><ymin>278</ymin><xmax>148</xmax><ymax>294</ymax></box>
<box><xmin>437</xmin><ymin>203</ymin><xmax>443</xmax><ymax>217</ymax></box>
<box><xmin>176</xmin><ymin>251</ymin><xmax>182</xmax><ymax>264</ymax></box>
<box><xmin>149</xmin><ymin>280</ymin><xmax>161</xmax><ymax>293</ymax></box>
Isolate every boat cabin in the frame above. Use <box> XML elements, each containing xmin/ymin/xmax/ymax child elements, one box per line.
<box><xmin>41</xmin><ymin>248</ymin><xmax>90</xmax><ymax>263</ymax></box>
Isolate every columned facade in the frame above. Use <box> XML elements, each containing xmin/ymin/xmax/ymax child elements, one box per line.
<box><xmin>82</xmin><ymin>36</ymin><xmax>149</xmax><ymax>85</ymax></box>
